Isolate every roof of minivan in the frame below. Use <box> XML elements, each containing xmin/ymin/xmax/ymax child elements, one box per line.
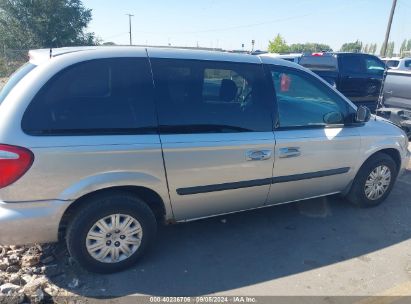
<box><xmin>28</xmin><ymin>46</ymin><xmax>300</xmax><ymax>69</ymax></box>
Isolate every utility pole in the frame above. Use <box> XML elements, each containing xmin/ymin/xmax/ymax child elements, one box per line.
<box><xmin>126</xmin><ymin>14</ymin><xmax>134</xmax><ymax>46</ymax></box>
<box><xmin>381</xmin><ymin>0</ymin><xmax>397</xmax><ymax>57</ymax></box>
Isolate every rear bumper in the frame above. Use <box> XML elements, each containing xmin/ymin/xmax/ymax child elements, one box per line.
<box><xmin>0</xmin><ymin>199</ymin><xmax>71</xmax><ymax>245</ymax></box>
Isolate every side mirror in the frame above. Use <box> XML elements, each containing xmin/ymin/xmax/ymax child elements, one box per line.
<box><xmin>323</xmin><ymin>111</ymin><xmax>344</xmax><ymax>124</ymax></box>
<box><xmin>356</xmin><ymin>106</ymin><xmax>371</xmax><ymax>123</ymax></box>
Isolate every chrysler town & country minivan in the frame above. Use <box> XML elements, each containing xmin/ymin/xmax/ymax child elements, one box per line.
<box><xmin>0</xmin><ymin>47</ymin><xmax>409</xmax><ymax>273</ymax></box>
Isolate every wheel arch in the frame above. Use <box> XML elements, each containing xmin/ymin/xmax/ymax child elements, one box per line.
<box><xmin>58</xmin><ymin>185</ymin><xmax>168</xmax><ymax>241</ymax></box>
<box><xmin>342</xmin><ymin>147</ymin><xmax>402</xmax><ymax>196</ymax></box>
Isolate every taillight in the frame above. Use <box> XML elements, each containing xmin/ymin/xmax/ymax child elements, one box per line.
<box><xmin>0</xmin><ymin>144</ymin><xmax>34</xmax><ymax>189</ymax></box>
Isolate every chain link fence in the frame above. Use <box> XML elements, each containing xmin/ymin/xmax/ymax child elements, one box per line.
<box><xmin>0</xmin><ymin>48</ymin><xmax>29</xmax><ymax>78</ymax></box>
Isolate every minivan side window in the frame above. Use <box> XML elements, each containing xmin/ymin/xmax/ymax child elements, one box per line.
<box><xmin>151</xmin><ymin>59</ymin><xmax>273</xmax><ymax>133</ymax></box>
<box><xmin>22</xmin><ymin>58</ymin><xmax>157</xmax><ymax>135</ymax></box>
<box><xmin>270</xmin><ymin>67</ymin><xmax>349</xmax><ymax>128</ymax></box>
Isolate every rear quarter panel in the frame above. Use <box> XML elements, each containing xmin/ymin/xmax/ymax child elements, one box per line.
<box><xmin>0</xmin><ymin>49</ymin><xmax>174</xmax><ymax>220</ymax></box>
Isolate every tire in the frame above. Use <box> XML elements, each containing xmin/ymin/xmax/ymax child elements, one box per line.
<box><xmin>346</xmin><ymin>152</ymin><xmax>398</xmax><ymax>208</ymax></box>
<box><xmin>66</xmin><ymin>191</ymin><xmax>157</xmax><ymax>273</ymax></box>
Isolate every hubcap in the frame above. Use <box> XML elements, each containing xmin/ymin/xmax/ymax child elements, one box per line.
<box><xmin>364</xmin><ymin>165</ymin><xmax>391</xmax><ymax>201</ymax></box>
<box><xmin>86</xmin><ymin>214</ymin><xmax>143</xmax><ymax>263</ymax></box>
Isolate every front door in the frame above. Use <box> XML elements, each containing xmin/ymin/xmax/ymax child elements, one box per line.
<box><xmin>150</xmin><ymin>56</ymin><xmax>275</xmax><ymax>220</ymax></box>
<box><xmin>265</xmin><ymin>66</ymin><xmax>362</xmax><ymax>205</ymax></box>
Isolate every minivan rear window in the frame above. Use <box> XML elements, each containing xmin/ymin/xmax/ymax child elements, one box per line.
<box><xmin>299</xmin><ymin>55</ymin><xmax>338</xmax><ymax>71</ymax></box>
<box><xmin>0</xmin><ymin>63</ymin><xmax>36</xmax><ymax>104</ymax></box>
<box><xmin>22</xmin><ymin>58</ymin><xmax>157</xmax><ymax>135</ymax></box>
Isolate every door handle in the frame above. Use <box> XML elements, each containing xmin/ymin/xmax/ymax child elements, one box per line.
<box><xmin>246</xmin><ymin>150</ymin><xmax>272</xmax><ymax>161</ymax></box>
<box><xmin>279</xmin><ymin>147</ymin><xmax>301</xmax><ymax>158</ymax></box>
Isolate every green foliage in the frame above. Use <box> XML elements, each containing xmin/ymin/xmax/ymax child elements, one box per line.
<box><xmin>288</xmin><ymin>43</ymin><xmax>332</xmax><ymax>53</ymax></box>
<box><xmin>268</xmin><ymin>34</ymin><xmax>332</xmax><ymax>54</ymax></box>
<box><xmin>369</xmin><ymin>43</ymin><xmax>378</xmax><ymax>54</ymax></box>
<box><xmin>340</xmin><ymin>40</ymin><xmax>363</xmax><ymax>52</ymax></box>
<box><xmin>380</xmin><ymin>41</ymin><xmax>395</xmax><ymax>57</ymax></box>
<box><xmin>400</xmin><ymin>39</ymin><xmax>411</xmax><ymax>56</ymax></box>
<box><xmin>0</xmin><ymin>0</ymin><xmax>98</xmax><ymax>49</ymax></box>
<box><xmin>268</xmin><ymin>34</ymin><xmax>289</xmax><ymax>53</ymax></box>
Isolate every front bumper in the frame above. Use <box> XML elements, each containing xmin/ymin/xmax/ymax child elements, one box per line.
<box><xmin>0</xmin><ymin>199</ymin><xmax>71</xmax><ymax>245</ymax></box>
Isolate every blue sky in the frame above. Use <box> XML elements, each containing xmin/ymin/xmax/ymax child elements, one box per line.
<box><xmin>82</xmin><ymin>0</ymin><xmax>411</xmax><ymax>52</ymax></box>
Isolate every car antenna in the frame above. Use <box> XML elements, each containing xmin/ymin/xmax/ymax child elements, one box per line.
<box><xmin>49</xmin><ymin>48</ymin><xmax>52</xmax><ymax>59</ymax></box>
<box><xmin>375</xmin><ymin>66</ymin><xmax>389</xmax><ymax>121</ymax></box>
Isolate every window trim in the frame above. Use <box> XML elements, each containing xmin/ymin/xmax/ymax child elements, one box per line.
<box><xmin>22</xmin><ymin>57</ymin><xmax>159</xmax><ymax>136</ymax></box>
<box><xmin>266</xmin><ymin>64</ymin><xmax>355</xmax><ymax>130</ymax></box>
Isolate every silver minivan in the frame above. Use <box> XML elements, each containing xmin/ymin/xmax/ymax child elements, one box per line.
<box><xmin>0</xmin><ymin>47</ymin><xmax>409</xmax><ymax>273</ymax></box>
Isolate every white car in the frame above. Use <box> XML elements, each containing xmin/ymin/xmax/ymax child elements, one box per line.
<box><xmin>263</xmin><ymin>53</ymin><xmax>302</xmax><ymax>63</ymax></box>
<box><xmin>382</xmin><ymin>57</ymin><xmax>411</xmax><ymax>71</ymax></box>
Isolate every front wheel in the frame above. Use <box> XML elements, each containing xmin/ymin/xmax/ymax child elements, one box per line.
<box><xmin>346</xmin><ymin>153</ymin><xmax>398</xmax><ymax>207</ymax></box>
<box><xmin>66</xmin><ymin>192</ymin><xmax>157</xmax><ymax>273</ymax></box>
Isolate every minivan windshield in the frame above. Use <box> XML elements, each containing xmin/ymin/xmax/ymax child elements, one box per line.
<box><xmin>0</xmin><ymin>63</ymin><xmax>36</xmax><ymax>104</ymax></box>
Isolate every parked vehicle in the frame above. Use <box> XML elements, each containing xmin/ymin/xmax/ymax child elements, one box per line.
<box><xmin>263</xmin><ymin>52</ymin><xmax>302</xmax><ymax>63</ymax></box>
<box><xmin>376</xmin><ymin>70</ymin><xmax>411</xmax><ymax>138</ymax></box>
<box><xmin>0</xmin><ymin>47</ymin><xmax>409</xmax><ymax>273</ymax></box>
<box><xmin>381</xmin><ymin>57</ymin><xmax>411</xmax><ymax>71</ymax></box>
<box><xmin>299</xmin><ymin>52</ymin><xmax>386</xmax><ymax>111</ymax></box>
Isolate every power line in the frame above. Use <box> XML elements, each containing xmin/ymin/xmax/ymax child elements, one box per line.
<box><xmin>130</xmin><ymin>0</ymin><xmax>368</xmax><ymax>36</ymax></box>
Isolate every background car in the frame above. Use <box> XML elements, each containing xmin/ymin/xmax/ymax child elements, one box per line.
<box><xmin>299</xmin><ymin>52</ymin><xmax>386</xmax><ymax>111</ymax></box>
<box><xmin>377</xmin><ymin>70</ymin><xmax>411</xmax><ymax>138</ymax></box>
<box><xmin>262</xmin><ymin>53</ymin><xmax>302</xmax><ymax>63</ymax></box>
<box><xmin>382</xmin><ymin>57</ymin><xmax>411</xmax><ymax>71</ymax></box>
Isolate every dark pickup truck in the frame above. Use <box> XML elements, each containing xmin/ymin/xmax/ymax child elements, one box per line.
<box><xmin>376</xmin><ymin>70</ymin><xmax>411</xmax><ymax>138</ymax></box>
<box><xmin>299</xmin><ymin>52</ymin><xmax>386</xmax><ymax>111</ymax></box>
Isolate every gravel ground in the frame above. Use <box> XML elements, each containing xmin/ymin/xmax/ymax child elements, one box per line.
<box><xmin>0</xmin><ymin>244</ymin><xmax>83</xmax><ymax>303</ymax></box>
<box><xmin>0</xmin><ymin>78</ymin><xmax>7</xmax><ymax>90</ymax></box>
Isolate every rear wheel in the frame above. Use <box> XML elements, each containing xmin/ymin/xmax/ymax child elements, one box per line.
<box><xmin>346</xmin><ymin>153</ymin><xmax>398</xmax><ymax>207</ymax></box>
<box><xmin>66</xmin><ymin>192</ymin><xmax>157</xmax><ymax>273</ymax></box>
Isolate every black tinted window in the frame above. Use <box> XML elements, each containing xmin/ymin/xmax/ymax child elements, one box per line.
<box><xmin>340</xmin><ymin>55</ymin><xmax>366</xmax><ymax>74</ymax></box>
<box><xmin>151</xmin><ymin>59</ymin><xmax>273</xmax><ymax>133</ymax></box>
<box><xmin>22</xmin><ymin>58</ymin><xmax>157</xmax><ymax>135</ymax></box>
<box><xmin>386</xmin><ymin>60</ymin><xmax>400</xmax><ymax>68</ymax></box>
<box><xmin>270</xmin><ymin>67</ymin><xmax>349</xmax><ymax>128</ymax></box>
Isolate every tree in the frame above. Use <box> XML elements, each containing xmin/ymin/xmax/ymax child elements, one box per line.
<box><xmin>387</xmin><ymin>41</ymin><xmax>395</xmax><ymax>57</ymax></box>
<box><xmin>400</xmin><ymin>39</ymin><xmax>407</xmax><ymax>56</ymax></box>
<box><xmin>369</xmin><ymin>43</ymin><xmax>377</xmax><ymax>54</ymax></box>
<box><xmin>363</xmin><ymin>44</ymin><xmax>369</xmax><ymax>54</ymax></box>
<box><xmin>268</xmin><ymin>34</ymin><xmax>289</xmax><ymax>53</ymax></box>
<box><xmin>288</xmin><ymin>42</ymin><xmax>332</xmax><ymax>53</ymax></box>
<box><xmin>380</xmin><ymin>41</ymin><xmax>395</xmax><ymax>57</ymax></box>
<box><xmin>0</xmin><ymin>0</ymin><xmax>98</xmax><ymax>49</ymax></box>
<box><xmin>340</xmin><ymin>40</ymin><xmax>363</xmax><ymax>52</ymax></box>
<box><xmin>407</xmin><ymin>39</ymin><xmax>411</xmax><ymax>53</ymax></box>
